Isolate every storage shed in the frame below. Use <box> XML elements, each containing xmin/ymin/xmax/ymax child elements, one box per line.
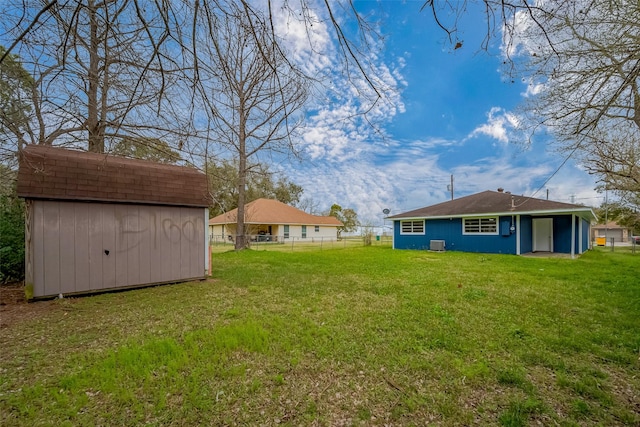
<box><xmin>16</xmin><ymin>145</ymin><xmax>211</xmax><ymax>299</ymax></box>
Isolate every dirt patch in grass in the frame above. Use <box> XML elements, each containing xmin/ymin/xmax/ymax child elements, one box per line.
<box><xmin>0</xmin><ymin>283</ymin><xmax>59</xmax><ymax>329</ymax></box>
<box><xmin>0</xmin><ymin>279</ymin><xmax>220</xmax><ymax>330</ymax></box>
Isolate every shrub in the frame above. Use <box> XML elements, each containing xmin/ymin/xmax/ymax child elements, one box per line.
<box><xmin>0</xmin><ymin>194</ymin><xmax>25</xmax><ymax>283</ymax></box>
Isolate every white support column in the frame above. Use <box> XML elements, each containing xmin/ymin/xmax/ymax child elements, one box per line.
<box><xmin>516</xmin><ymin>215</ymin><xmax>521</xmax><ymax>255</ymax></box>
<box><xmin>392</xmin><ymin>221</ymin><xmax>396</xmax><ymax>249</ymax></box>
<box><xmin>578</xmin><ymin>217</ymin><xmax>583</xmax><ymax>254</ymax></box>
<box><xmin>571</xmin><ymin>214</ymin><xmax>576</xmax><ymax>259</ymax></box>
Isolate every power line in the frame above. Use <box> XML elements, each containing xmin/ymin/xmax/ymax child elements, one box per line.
<box><xmin>513</xmin><ymin>145</ymin><xmax>580</xmax><ymax>208</ymax></box>
<box><xmin>531</xmin><ymin>146</ymin><xmax>579</xmax><ymax>199</ymax></box>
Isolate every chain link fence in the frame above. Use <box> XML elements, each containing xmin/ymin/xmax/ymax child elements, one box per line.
<box><xmin>594</xmin><ymin>236</ymin><xmax>638</xmax><ymax>254</ymax></box>
<box><xmin>209</xmin><ymin>234</ymin><xmax>392</xmax><ymax>253</ymax></box>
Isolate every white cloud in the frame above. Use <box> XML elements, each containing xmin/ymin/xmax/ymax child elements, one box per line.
<box><xmin>273</xmin><ymin>3</ymin><xmax>600</xmax><ymax>224</ymax></box>
<box><xmin>453</xmin><ymin>132</ymin><xmax>600</xmax><ymax>205</ymax></box>
<box><xmin>452</xmin><ymin>158</ymin><xmax>550</xmax><ymax>196</ymax></box>
<box><xmin>291</xmin><ymin>21</ymin><xmax>407</xmax><ymax>167</ymax></box>
<box><xmin>522</xmin><ymin>78</ymin><xmax>544</xmax><ymax>97</ymax></box>
<box><xmin>291</xmin><ymin>157</ymin><xmax>444</xmax><ymax>224</ymax></box>
<box><xmin>289</xmin><ymin>126</ymin><xmax>601</xmax><ymax>226</ymax></box>
<box><xmin>271</xmin><ymin>1</ymin><xmax>333</xmax><ymax>75</ymax></box>
<box><xmin>251</xmin><ymin>1</ymin><xmax>413</xmax><ymax>223</ymax></box>
<box><xmin>290</xmin><ymin>137</ymin><xmax>454</xmax><ymax>223</ymax></box>
<box><xmin>468</xmin><ymin>107</ymin><xmax>520</xmax><ymax>143</ymax></box>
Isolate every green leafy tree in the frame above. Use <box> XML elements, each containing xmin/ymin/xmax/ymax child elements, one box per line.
<box><xmin>111</xmin><ymin>137</ymin><xmax>181</xmax><ymax>164</ymax></box>
<box><xmin>328</xmin><ymin>204</ymin><xmax>359</xmax><ymax>239</ymax></box>
<box><xmin>0</xmin><ymin>166</ymin><xmax>24</xmax><ymax>283</ymax></box>
<box><xmin>0</xmin><ymin>45</ymin><xmax>33</xmax><ymax>165</ymax></box>
<box><xmin>207</xmin><ymin>160</ymin><xmax>303</xmax><ymax>218</ymax></box>
<box><xmin>247</xmin><ymin>174</ymin><xmax>303</xmax><ymax>209</ymax></box>
<box><xmin>595</xmin><ymin>202</ymin><xmax>640</xmax><ymax>235</ymax></box>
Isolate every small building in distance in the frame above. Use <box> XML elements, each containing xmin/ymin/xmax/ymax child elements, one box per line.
<box><xmin>208</xmin><ymin>198</ymin><xmax>343</xmax><ymax>243</ymax></box>
<box><xmin>591</xmin><ymin>221</ymin><xmax>631</xmax><ymax>244</ymax></box>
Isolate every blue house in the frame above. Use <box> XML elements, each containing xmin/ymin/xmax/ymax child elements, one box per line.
<box><xmin>388</xmin><ymin>190</ymin><xmax>596</xmax><ymax>257</ymax></box>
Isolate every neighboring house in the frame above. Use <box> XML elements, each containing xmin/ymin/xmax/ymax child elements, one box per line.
<box><xmin>16</xmin><ymin>145</ymin><xmax>211</xmax><ymax>299</ymax></box>
<box><xmin>388</xmin><ymin>189</ymin><xmax>596</xmax><ymax>257</ymax></box>
<box><xmin>209</xmin><ymin>198</ymin><xmax>343</xmax><ymax>242</ymax></box>
<box><xmin>591</xmin><ymin>221</ymin><xmax>630</xmax><ymax>243</ymax></box>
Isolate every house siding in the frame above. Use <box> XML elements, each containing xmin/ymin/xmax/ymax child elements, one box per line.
<box><xmin>389</xmin><ymin>190</ymin><xmax>595</xmax><ymax>257</ymax></box>
<box><xmin>286</xmin><ymin>225</ymin><xmax>337</xmax><ymax>240</ymax></box>
<box><xmin>547</xmin><ymin>215</ymin><xmax>592</xmax><ymax>254</ymax></box>
<box><xmin>209</xmin><ymin>223</ymin><xmax>338</xmax><ymax>241</ymax></box>
<box><xmin>520</xmin><ymin>216</ymin><xmax>533</xmax><ymax>253</ymax></box>
<box><xmin>393</xmin><ymin>214</ymin><xmax>592</xmax><ymax>255</ymax></box>
<box><xmin>553</xmin><ymin>216</ymin><xmax>572</xmax><ymax>253</ymax></box>
<box><xmin>393</xmin><ymin>216</ymin><xmax>518</xmax><ymax>254</ymax></box>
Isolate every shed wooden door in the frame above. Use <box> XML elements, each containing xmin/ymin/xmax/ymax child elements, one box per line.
<box><xmin>30</xmin><ymin>200</ymin><xmax>206</xmax><ymax>298</ymax></box>
<box><xmin>533</xmin><ymin>218</ymin><xmax>553</xmax><ymax>252</ymax></box>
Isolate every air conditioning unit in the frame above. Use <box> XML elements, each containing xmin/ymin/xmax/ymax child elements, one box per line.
<box><xmin>430</xmin><ymin>240</ymin><xmax>445</xmax><ymax>251</ymax></box>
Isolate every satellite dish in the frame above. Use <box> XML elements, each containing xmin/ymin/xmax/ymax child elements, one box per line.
<box><xmin>382</xmin><ymin>208</ymin><xmax>390</xmax><ymax>215</ymax></box>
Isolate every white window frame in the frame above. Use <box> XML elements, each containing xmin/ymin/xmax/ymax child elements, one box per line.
<box><xmin>400</xmin><ymin>220</ymin><xmax>425</xmax><ymax>235</ymax></box>
<box><xmin>463</xmin><ymin>217</ymin><xmax>499</xmax><ymax>235</ymax></box>
<box><xmin>314</xmin><ymin>225</ymin><xmax>320</xmax><ymax>232</ymax></box>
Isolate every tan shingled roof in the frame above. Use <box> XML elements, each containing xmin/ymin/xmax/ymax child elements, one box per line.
<box><xmin>592</xmin><ymin>221</ymin><xmax>627</xmax><ymax>230</ymax></box>
<box><xmin>209</xmin><ymin>198</ymin><xmax>343</xmax><ymax>226</ymax></box>
<box><xmin>17</xmin><ymin>145</ymin><xmax>210</xmax><ymax>207</ymax></box>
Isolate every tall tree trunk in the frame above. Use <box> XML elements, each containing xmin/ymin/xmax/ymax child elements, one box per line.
<box><xmin>87</xmin><ymin>0</ymin><xmax>103</xmax><ymax>153</ymax></box>
<box><xmin>633</xmin><ymin>86</ymin><xmax>640</xmax><ymax>130</ymax></box>
<box><xmin>235</xmin><ymin>110</ymin><xmax>248</xmax><ymax>250</ymax></box>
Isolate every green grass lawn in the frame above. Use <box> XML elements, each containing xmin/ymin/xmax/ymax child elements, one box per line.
<box><xmin>1</xmin><ymin>246</ymin><xmax>638</xmax><ymax>426</ymax></box>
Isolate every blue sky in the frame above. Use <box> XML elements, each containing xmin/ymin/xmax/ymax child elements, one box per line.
<box><xmin>281</xmin><ymin>1</ymin><xmax>601</xmax><ymax>224</ymax></box>
<box><xmin>0</xmin><ymin>1</ymin><xmax>602</xmax><ymax>224</ymax></box>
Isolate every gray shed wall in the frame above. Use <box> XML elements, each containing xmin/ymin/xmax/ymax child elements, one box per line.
<box><xmin>28</xmin><ymin>200</ymin><xmax>206</xmax><ymax>298</ymax></box>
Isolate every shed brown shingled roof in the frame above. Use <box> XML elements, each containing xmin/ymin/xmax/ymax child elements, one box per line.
<box><xmin>209</xmin><ymin>198</ymin><xmax>343</xmax><ymax>226</ymax></box>
<box><xmin>388</xmin><ymin>190</ymin><xmax>596</xmax><ymax>219</ymax></box>
<box><xmin>17</xmin><ymin>145</ymin><xmax>210</xmax><ymax>207</ymax></box>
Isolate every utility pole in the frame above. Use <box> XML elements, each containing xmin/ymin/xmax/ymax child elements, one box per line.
<box><xmin>447</xmin><ymin>174</ymin><xmax>454</xmax><ymax>200</ymax></box>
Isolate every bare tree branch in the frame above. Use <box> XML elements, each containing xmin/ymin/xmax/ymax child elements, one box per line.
<box><xmin>0</xmin><ymin>0</ymin><xmax>58</xmax><ymax>64</ymax></box>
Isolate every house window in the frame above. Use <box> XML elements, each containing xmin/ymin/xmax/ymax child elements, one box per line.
<box><xmin>463</xmin><ymin>217</ymin><xmax>498</xmax><ymax>235</ymax></box>
<box><xmin>315</xmin><ymin>225</ymin><xmax>320</xmax><ymax>232</ymax></box>
<box><xmin>400</xmin><ymin>220</ymin><xmax>425</xmax><ymax>235</ymax></box>
<box><xmin>284</xmin><ymin>225</ymin><xmax>289</xmax><ymax>239</ymax></box>
<box><xmin>302</xmin><ymin>225</ymin><xmax>307</xmax><ymax>238</ymax></box>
